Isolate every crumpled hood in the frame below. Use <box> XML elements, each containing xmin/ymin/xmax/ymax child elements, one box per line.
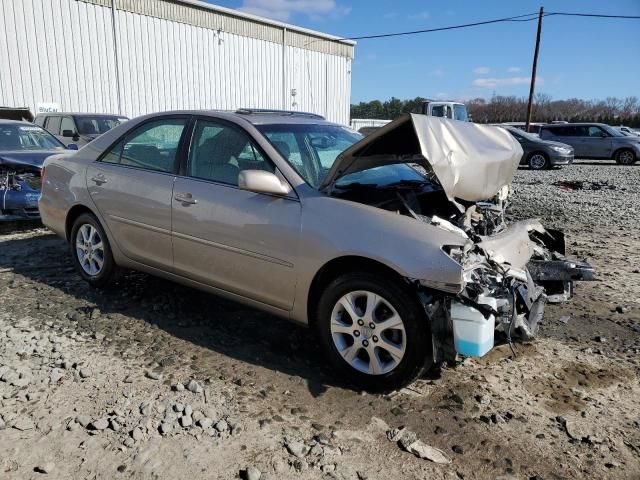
<box><xmin>321</xmin><ymin>114</ymin><xmax>523</xmax><ymax>202</ymax></box>
<box><xmin>0</xmin><ymin>150</ymin><xmax>63</xmax><ymax>170</ymax></box>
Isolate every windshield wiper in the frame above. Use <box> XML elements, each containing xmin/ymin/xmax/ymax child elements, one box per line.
<box><xmin>334</xmin><ymin>182</ymin><xmax>379</xmax><ymax>189</ymax></box>
<box><xmin>382</xmin><ymin>179</ymin><xmax>433</xmax><ymax>188</ymax></box>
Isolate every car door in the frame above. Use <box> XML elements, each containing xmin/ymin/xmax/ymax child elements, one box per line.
<box><xmin>60</xmin><ymin>116</ymin><xmax>84</xmax><ymax>147</ymax></box>
<box><xmin>171</xmin><ymin>117</ymin><xmax>301</xmax><ymax>310</ymax></box>
<box><xmin>584</xmin><ymin>125</ymin><xmax>613</xmax><ymax>158</ymax></box>
<box><xmin>86</xmin><ymin>116</ymin><xmax>189</xmax><ymax>271</ymax></box>
<box><xmin>549</xmin><ymin>126</ymin><xmax>588</xmax><ymax>157</ymax></box>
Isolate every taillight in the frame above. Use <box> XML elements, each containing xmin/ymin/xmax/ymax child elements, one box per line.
<box><xmin>41</xmin><ymin>165</ymin><xmax>45</xmax><ymax>181</ymax></box>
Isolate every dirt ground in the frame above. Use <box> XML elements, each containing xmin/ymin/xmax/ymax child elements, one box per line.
<box><xmin>1</xmin><ymin>159</ymin><xmax>639</xmax><ymax>480</ymax></box>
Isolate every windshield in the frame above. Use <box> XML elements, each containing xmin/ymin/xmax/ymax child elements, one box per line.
<box><xmin>75</xmin><ymin>116</ymin><xmax>128</xmax><ymax>135</ymax></box>
<box><xmin>334</xmin><ymin>163</ymin><xmax>430</xmax><ymax>188</ymax></box>
<box><xmin>257</xmin><ymin>123</ymin><xmax>362</xmax><ymax>188</ymax></box>
<box><xmin>505</xmin><ymin>126</ymin><xmax>540</xmax><ymax>142</ymax></box>
<box><xmin>453</xmin><ymin>104</ymin><xmax>468</xmax><ymax>121</ymax></box>
<box><xmin>430</xmin><ymin>105</ymin><xmax>451</xmax><ymax>118</ymax></box>
<box><xmin>0</xmin><ymin>124</ymin><xmax>66</xmax><ymax>151</ymax></box>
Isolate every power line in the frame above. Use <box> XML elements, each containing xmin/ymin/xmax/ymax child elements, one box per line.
<box><xmin>337</xmin><ymin>12</ymin><xmax>541</xmax><ymax>41</ymax></box>
<box><xmin>313</xmin><ymin>10</ymin><xmax>640</xmax><ymax>44</ymax></box>
<box><xmin>546</xmin><ymin>12</ymin><xmax>640</xmax><ymax>19</ymax></box>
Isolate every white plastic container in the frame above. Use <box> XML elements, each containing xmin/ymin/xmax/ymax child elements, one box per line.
<box><xmin>450</xmin><ymin>296</ymin><xmax>497</xmax><ymax>357</ymax></box>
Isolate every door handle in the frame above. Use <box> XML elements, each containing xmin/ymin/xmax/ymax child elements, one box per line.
<box><xmin>174</xmin><ymin>192</ymin><xmax>197</xmax><ymax>205</ymax></box>
<box><xmin>91</xmin><ymin>174</ymin><xmax>107</xmax><ymax>185</ymax></box>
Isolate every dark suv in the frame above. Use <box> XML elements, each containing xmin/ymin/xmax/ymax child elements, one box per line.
<box><xmin>35</xmin><ymin>113</ymin><xmax>129</xmax><ymax>148</ymax></box>
<box><xmin>539</xmin><ymin>123</ymin><xmax>640</xmax><ymax>165</ymax></box>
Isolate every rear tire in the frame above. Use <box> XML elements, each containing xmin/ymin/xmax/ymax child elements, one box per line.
<box><xmin>315</xmin><ymin>272</ymin><xmax>432</xmax><ymax>392</ymax></box>
<box><xmin>70</xmin><ymin>213</ymin><xmax>120</xmax><ymax>288</ymax></box>
<box><xmin>528</xmin><ymin>152</ymin><xmax>549</xmax><ymax>170</ymax></box>
<box><xmin>615</xmin><ymin>149</ymin><xmax>636</xmax><ymax>165</ymax></box>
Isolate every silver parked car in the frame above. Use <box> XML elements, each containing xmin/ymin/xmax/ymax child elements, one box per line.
<box><xmin>540</xmin><ymin>123</ymin><xmax>640</xmax><ymax>165</ymax></box>
<box><xmin>39</xmin><ymin>110</ymin><xmax>593</xmax><ymax>391</ymax></box>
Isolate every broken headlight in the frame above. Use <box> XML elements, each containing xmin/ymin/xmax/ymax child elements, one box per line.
<box><xmin>442</xmin><ymin>245</ymin><xmax>465</xmax><ymax>265</ymax></box>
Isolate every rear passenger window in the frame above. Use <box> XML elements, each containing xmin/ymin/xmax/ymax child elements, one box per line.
<box><xmin>102</xmin><ymin>119</ymin><xmax>186</xmax><ymax>172</ymax></box>
<box><xmin>187</xmin><ymin>120</ymin><xmax>273</xmax><ymax>185</ymax></box>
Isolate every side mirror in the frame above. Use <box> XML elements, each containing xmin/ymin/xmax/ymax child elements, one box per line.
<box><xmin>67</xmin><ymin>143</ymin><xmax>79</xmax><ymax>150</ymax></box>
<box><xmin>600</xmin><ymin>132</ymin><xmax>608</xmax><ymax>138</ymax></box>
<box><xmin>62</xmin><ymin>129</ymin><xmax>75</xmax><ymax>138</ymax></box>
<box><xmin>238</xmin><ymin>170</ymin><xmax>292</xmax><ymax>196</ymax></box>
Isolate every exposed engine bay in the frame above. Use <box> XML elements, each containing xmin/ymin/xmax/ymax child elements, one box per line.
<box><xmin>324</xmin><ymin>114</ymin><xmax>595</xmax><ymax>362</ymax></box>
<box><xmin>0</xmin><ymin>166</ymin><xmax>42</xmax><ymax>220</ymax></box>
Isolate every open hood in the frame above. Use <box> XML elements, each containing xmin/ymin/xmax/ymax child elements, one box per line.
<box><xmin>321</xmin><ymin>114</ymin><xmax>523</xmax><ymax>202</ymax></box>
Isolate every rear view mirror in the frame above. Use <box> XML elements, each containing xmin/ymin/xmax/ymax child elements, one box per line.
<box><xmin>238</xmin><ymin>170</ymin><xmax>292</xmax><ymax>196</ymax></box>
<box><xmin>310</xmin><ymin>136</ymin><xmax>337</xmax><ymax>149</ymax></box>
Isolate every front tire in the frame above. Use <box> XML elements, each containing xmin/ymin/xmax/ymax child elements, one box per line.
<box><xmin>70</xmin><ymin>213</ymin><xmax>120</xmax><ymax>288</ymax></box>
<box><xmin>615</xmin><ymin>149</ymin><xmax>636</xmax><ymax>165</ymax></box>
<box><xmin>528</xmin><ymin>152</ymin><xmax>549</xmax><ymax>170</ymax></box>
<box><xmin>315</xmin><ymin>272</ymin><xmax>432</xmax><ymax>392</ymax></box>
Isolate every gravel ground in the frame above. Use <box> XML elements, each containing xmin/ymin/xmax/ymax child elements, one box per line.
<box><xmin>0</xmin><ymin>159</ymin><xmax>639</xmax><ymax>480</ymax></box>
<box><xmin>510</xmin><ymin>159</ymin><xmax>640</xmax><ymax>232</ymax></box>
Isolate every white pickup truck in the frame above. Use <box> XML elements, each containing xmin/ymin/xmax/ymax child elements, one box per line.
<box><xmin>422</xmin><ymin>101</ymin><xmax>469</xmax><ymax>121</ymax></box>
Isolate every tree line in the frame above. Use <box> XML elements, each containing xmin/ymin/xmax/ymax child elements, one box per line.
<box><xmin>350</xmin><ymin>94</ymin><xmax>640</xmax><ymax>127</ymax></box>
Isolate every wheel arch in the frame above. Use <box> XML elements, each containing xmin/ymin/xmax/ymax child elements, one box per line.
<box><xmin>65</xmin><ymin>204</ymin><xmax>98</xmax><ymax>242</ymax></box>
<box><xmin>306</xmin><ymin>255</ymin><xmax>414</xmax><ymax>328</ymax></box>
<box><xmin>527</xmin><ymin>150</ymin><xmax>549</xmax><ymax>160</ymax></box>
<box><xmin>613</xmin><ymin>147</ymin><xmax>636</xmax><ymax>163</ymax></box>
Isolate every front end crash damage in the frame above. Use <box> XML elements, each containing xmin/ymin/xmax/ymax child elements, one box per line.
<box><xmin>0</xmin><ymin>164</ymin><xmax>42</xmax><ymax>220</ymax></box>
<box><xmin>323</xmin><ymin>114</ymin><xmax>595</xmax><ymax>362</ymax></box>
<box><xmin>415</xmin><ymin>210</ymin><xmax>594</xmax><ymax>364</ymax></box>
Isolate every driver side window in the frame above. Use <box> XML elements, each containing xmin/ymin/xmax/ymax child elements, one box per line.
<box><xmin>187</xmin><ymin>120</ymin><xmax>274</xmax><ymax>186</ymax></box>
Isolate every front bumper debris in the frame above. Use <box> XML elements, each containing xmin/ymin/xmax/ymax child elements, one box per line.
<box><xmin>424</xmin><ymin>211</ymin><xmax>594</xmax><ymax>362</ymax></box>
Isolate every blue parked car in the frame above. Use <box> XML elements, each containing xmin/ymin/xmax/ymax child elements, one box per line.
<box><xmin>0</xmin><ymin>119</ymin><xmax>76</xmax><ymax>220</ymax></box>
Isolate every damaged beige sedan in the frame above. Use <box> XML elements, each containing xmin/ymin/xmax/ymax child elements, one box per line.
<box><xmin>39</xmin><ymin>110</ymin><xmax>593</xmax><ymax>391</ymax></box>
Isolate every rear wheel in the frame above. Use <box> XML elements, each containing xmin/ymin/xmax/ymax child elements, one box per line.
<box><xmin>70</xmin><ymin>213</ymin><xmax>120</xmax><ymax>288</ymax></box>
<box><xmin>316</xmin><ymin>272</ymin><xmax>432</xmax><ymax>392</ymax></box>
<box><xmin>528</xmin><ymin>152</ymin><xmax>549</xmax><ymax>170</ymax></box>
<box><xmin>615</xmin><ymin>149</ymin><xmax>636</xmax><ymax>165</ymax></box>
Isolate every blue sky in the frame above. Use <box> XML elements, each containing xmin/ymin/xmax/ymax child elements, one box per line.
<box><xmin>206</xmin><ymin>0</ymin><xmax>640</xmax><ymax>103</ymax></box>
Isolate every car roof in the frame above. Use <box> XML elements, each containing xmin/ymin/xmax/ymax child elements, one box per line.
<box><xmin>542</xmin><ymin>122</ymin><xmax>609</xmax><ymax>128</ymax></box>
<box><xmin>34</xmin><ymin>112</ymin><xmax>128</xmax><ymax>117</ymax></box>
<box><xmin>0</xmin><ymin>119</ymin><xmax>40</xmax><ymax>126</ymax></box>
<box><xmin>127</xmin><ymin>109</ymin><xmax>343</xmax><ymax>127</ymax></box>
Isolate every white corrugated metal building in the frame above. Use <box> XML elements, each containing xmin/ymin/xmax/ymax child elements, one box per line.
<box><xmin>0</xmin><ymin>0</ymin><xmax>355</xmax><ymax>124</ymax></box>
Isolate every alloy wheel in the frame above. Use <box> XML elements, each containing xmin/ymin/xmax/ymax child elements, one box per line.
<box><xmin>75</xmin><ymin>224</ymin><xmax>105</xmax><ymax>276</ymax></box>
<box><xmin>618</xmin><ymin>150</ymin><xmax>635</xmax><ymax>165</ymax></box>
<box><xmin>329</xmin><ymin>290</ymin><xmax>406</xmax><ymax>375</ymax></box>
<box><xmin>529</xmin><ymin>154</ymin><xmax>547</xmax><ymax>170</ymax></box>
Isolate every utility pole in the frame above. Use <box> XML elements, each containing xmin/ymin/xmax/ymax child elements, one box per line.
<box><xmin>525</xmin><ymin>6</ymin><xmax>543</xmax><ymax>132</ymax></box>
